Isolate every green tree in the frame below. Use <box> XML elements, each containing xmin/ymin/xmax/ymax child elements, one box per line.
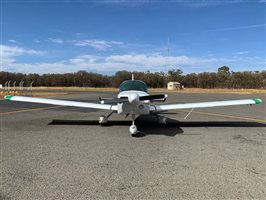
<box><xmin>168</xmin><ymin>69</ymin><xmax>183</xmax><ymax>82</ymax></box>
<box><xmin>217</xmin><ymin>66</ymin><xmax>231</xmax><ymax>88</ymax></box>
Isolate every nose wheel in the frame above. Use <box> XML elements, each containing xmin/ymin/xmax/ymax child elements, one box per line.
<box><xmin>129</xmin><ymin>124</ymin><xmax>138</xmax><ymax>135</ymax></box>
<box><xmin>99</xmin><ymin>113</ymin><xmax>139</xmax><ymax>136</ymax></box>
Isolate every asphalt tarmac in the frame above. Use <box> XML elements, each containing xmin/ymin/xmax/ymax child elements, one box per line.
<box><xmin>1</xmin><ymin>92</ymin><xmax>265</xmax><ymax>200</ymax></box>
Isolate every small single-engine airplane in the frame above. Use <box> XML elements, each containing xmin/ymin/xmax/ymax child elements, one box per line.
<box><xmin>4</xmin><ymin>76</ymin><xmax>262</xmax><ymax>136</ymax></box>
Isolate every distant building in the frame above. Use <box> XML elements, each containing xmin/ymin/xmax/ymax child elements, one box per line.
<box><xmin>167</xmin><ymin>82</ymin><xmax>181</xmax><ymax>90</ymax></box>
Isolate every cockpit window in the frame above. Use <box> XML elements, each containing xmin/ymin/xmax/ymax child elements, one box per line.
<box><xmin>119</xmin><ymin>80</ymin><xmax>148</xmax><ymax>92</ymax></box>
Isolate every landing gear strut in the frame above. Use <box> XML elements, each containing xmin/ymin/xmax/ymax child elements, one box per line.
<box><xmin>129</xmin><ymin>121</ymin><xmax>138</xmax><ymax>135</ymax></box>
<box><xmin>98</xmin><ymin>111</ymin><xmax>114</xmax><ymax>125</ymax></box>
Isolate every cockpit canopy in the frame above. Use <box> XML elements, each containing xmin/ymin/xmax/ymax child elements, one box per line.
<box><xmin>119</xmin><ymin>80</ymin><xmax>148</xmax><ymax>92</ymax></box>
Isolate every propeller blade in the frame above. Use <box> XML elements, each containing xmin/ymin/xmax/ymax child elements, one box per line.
<box><xmin>139</xmin><ymin>94</ymin><xmax>167</xmax><ymax>101</ymax></box>
<box><xmin>100</xmin><ymin>97</ymin><xmax>128</xmax><ymax>104</ymax></box>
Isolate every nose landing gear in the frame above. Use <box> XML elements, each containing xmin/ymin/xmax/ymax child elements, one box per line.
<box><xmin>129</xmin><ymin>114</ymin><xmax>138</xmax><ymax>136</ymax></box>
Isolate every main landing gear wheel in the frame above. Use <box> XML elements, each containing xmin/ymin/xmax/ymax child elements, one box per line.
<box><xmin>98</xmin><ymin>111</ymin><xmax>114</xmax><ymax>125</ymax></box>
<box><xmin>99</xmin><ymin>115</ymin><xmax>108</xmax><ymax>124</ymax></box>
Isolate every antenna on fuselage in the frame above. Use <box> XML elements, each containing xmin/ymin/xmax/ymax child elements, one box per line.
<box><xmin>132</xmin><ymin>73</ymin><xmax>134</xmax><ymax>80</ymax></box>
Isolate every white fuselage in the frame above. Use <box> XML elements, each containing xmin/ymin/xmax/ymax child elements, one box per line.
<box><xmin>117</xmin><ymin>90</ymin><xmax>150</xmax><ymax>115</ymax></box>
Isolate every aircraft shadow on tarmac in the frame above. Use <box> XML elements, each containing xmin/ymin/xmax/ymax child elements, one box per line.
<box><xmin>49</xmin><ymin>116</ymin><xmax>183</xmax><ymax>137</ymax></box>
<box><xmin>49</xmin><ymin>115</ymin><xmax>266</xmax><ymax>137</ymax></box>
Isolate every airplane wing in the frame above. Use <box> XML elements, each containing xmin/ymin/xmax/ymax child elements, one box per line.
<box><xmin>150</xmin><ymin>98</ymin><xmax>262</xmax><ymax>112</ymax></box>
<box><xmin>4</xmin><ymin>95</ymin><xmax>118</xmax><ymax>111</ymax></box>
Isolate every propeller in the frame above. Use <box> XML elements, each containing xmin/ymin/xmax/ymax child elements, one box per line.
<box><xmin>99</xmin><ymin>94</ymin><xmax>168</xmax><ymax>104</ymax></box>
<box><xmin>140</xmin><ymin>94</ymin><xmax>168</xmax><ymax>102</ymax></box>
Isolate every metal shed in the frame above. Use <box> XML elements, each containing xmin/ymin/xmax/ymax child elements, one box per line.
<box><xmin>167</xmin><ymin>82</ymin><xmax>181</xmax><ymax>90</ymax></box>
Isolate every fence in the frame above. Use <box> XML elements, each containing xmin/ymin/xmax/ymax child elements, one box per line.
<box><xmin>0</xmin><ymin>81</ymin><xmax>34</xmax><ymax>96</ymax></box>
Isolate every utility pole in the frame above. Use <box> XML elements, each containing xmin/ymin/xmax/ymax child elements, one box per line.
<box><xmin>165</xmin><ymin>38</ymin><xmax>170</xmax><ymax>88</ymax></box>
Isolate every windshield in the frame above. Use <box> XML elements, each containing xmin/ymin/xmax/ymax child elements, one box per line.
<box><xmin>119</xmin><ymin>80</ymin><xmax>148</xmax><ymax>92</ymax></box>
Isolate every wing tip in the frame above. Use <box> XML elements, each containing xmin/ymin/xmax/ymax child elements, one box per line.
<box><xmin>252</xmin><ymin>98</ymin><xmax>262</xmax><ymax>104</ymax></box>
<box><xmin>4</xmin><ymin>95</ymin><xmax>13</xmax><ymax>101</ymax></box>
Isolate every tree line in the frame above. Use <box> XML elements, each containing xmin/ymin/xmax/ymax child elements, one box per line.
<box><xmin>0</xmin><ymin>66</ymin><xmax>265</xmax><ymax>89</ymax></box>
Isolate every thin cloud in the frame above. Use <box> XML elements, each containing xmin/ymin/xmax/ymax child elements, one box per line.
<box><xmin>94</xmin><ymin>0</ymin><xmax>240</xmax><ymax>7</ymax></box>
<box><xmin>8</xmin><ymin>39</ymin><xmax>22</xmax><ymax>45</ymax></box>
<box><xmin>14</xmin><ymin>54</ymin><xmax>234</xmax><ymax>73</ymax></box>
<box><xmin>69</xmin><ymin>55</ymin><xmax>102</xmax><ymax>65</ymax></box>
<box><xmin>72</xmin><ymin>39</ymin><xmax>123</xmax><ymax>50</ymax></box>
<box><xmin>93</xmin><ymin>0</ymin><xmax>150</xmax><ymax>7</ymax></box>
<box><xmin>184</xmin><ymin>0</ymin><xmax>245</xmax><ymax>8</ymax></box>
<box><xmin>105</xmin><ymin>54</ymin><xmax>232</xmax><ymax>67</ymax></box>
<box><xmin>48</xmin><ymin>38</ymin><xmax>64</xmax><ymax>44</ymax></box>
<box><xmin>1</xmin><ymin>45</ymin><xmax>46</xmax><ymax>64</ymax></box>
<box><xmin>93</xmin><ymin>0</ymin><xmax>261</xmax><ymax>8</ymax></box>
<box><xmin>33</xmin><ymin>40</ymin><xmax>41</xmax><ymax>43</ymax></box>
<box><xmin>2</xmin><ymin>46</ymin><xmax>264</xmax><ymax>74</ymax></box>
<box><xmin>235</xmin><ymin>51</ymin><xmax>249</xmax><ymax>55</ymax></box>
<box><xmin>207</xmin><ymin>24</ymin><xmax>266</xmax><ymax>32</ymax></box>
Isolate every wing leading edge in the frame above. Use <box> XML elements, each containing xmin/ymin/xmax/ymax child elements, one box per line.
<box><xmin>150</xmin><ymin>98</ymin><xmax>262</xmax><ymax>112</ymax></box>
<box><xmin>4</xmin><ymin>96</ymin><xmax>262</xmax><ymax>113</ymax></box>
<box><xmin>4</xmin><ymin>95</ymin><xmax>118</xmax><ymax>111</ymax></box>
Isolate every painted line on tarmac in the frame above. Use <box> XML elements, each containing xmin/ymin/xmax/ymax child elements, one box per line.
<box><xmin>0</xmin><ymin>105</ymin><xmax>65</xmax><ymax>115</ymax></box>
<box><xmin>179</xmin><ymin>109</ymin><xmax>266</xmax><ymax>123</ymax></box>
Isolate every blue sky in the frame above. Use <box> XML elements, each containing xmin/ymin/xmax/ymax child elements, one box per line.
<box><xmin>1</xmin><ymin>0</ymin><xmax>265</xmax><ymax>74</ymax></box>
